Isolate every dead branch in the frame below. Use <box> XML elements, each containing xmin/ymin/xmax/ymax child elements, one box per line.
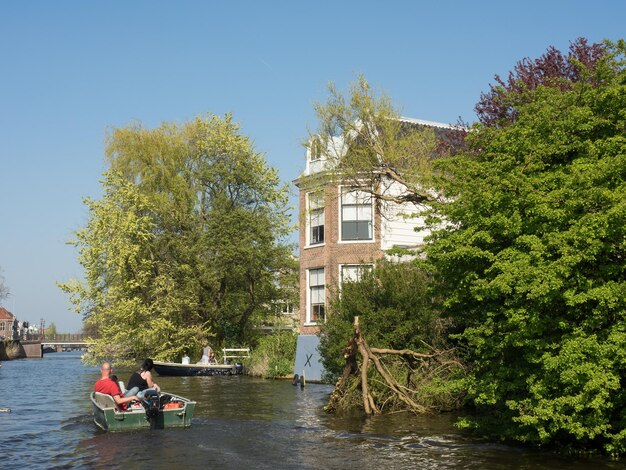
<box><xmin>370</xmin><ymin>347</ymin><xmax>436</xmax><ymax>359</ymax></box>
<box><xmin>355</xmin><ymin>317</ymin><xmax>379</xmax><ymax>414</ymax></box>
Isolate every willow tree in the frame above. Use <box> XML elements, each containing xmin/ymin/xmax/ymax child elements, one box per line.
<box><xmin>310</xmin><ymin>75</ymin><xmax>465</xmax><ymax>207</ymax></box>
<box><xmin>60</xmin><ymin>114</ymin><xmax>293</xmax><ymax>364</ymax></box>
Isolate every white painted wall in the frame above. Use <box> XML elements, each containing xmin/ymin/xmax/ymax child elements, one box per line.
<box><xmin>303</xmin><ymin>136</ymin><xmax>345</xmax><ymax>176</ymax></box>
<box><xmin>379</xmin><ymin>180</ymin><xmax>430</xmax><ymax>251</ymax></box>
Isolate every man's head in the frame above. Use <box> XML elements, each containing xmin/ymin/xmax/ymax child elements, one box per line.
<box><xmin>100</xmin><ymin>361</ymin><xmax>112</xmax><ymax>379</ymax></box>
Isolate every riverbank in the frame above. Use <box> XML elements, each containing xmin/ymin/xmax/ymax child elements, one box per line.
<box><xmin>0</xmin><ymin>339</ymin><xmax>42</xmax><ymax>360</ymax></box>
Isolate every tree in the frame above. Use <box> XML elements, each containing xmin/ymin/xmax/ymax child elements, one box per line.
<box><xmin>475</xmin><ymin>37</ymin><xmax>606</xmax><ymax>127</ymax></box>
<box><xmin>0</xmin><ymin>268</ymin><xmax>8</xmax><ymax>301</ymax></box>
<box><xmin>46</xmin><ymin>322</ymin><xmax>57</xmax><ymax>337</ymax></box>
<box><xmin>310</xmin><ymin>75</ymin><xmax>466</xmax><ymax>208</ymax></box>
<box><xmin>319</xmin><ymin>260</ymin><xmax>443</xmax><ymax>380</ymax></box>
<box><xmin>60</xmin><ymin>114</ymin><xmax>293</xmax><ymax>364</ymax></box>
<box><xmin>311</xmin><ymin>77</ymin><xmax>466</xmax><ymax>411</ymax></box>
<box><xmin>426</xmin><ymin>40</ymin><xmax>626</xmax><ymax>454</ymax></box>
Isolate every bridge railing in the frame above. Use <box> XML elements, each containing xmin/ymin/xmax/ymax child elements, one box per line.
<box><xmin>21</xmin><ymin>333</ymin><xmax>87</xmax><ymax>342</ymax></box>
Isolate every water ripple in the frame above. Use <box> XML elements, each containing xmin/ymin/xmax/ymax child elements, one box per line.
<box><xmin>0</xmin><ymin>353</ymin><xmax>624</xmax><ymax>469</ymax></box>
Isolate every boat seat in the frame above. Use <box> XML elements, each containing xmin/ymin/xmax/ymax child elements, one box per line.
<box><xmin>94</xmin><ymin>392</ymin><xmax>119</xmax><ymax>410</ymax></box>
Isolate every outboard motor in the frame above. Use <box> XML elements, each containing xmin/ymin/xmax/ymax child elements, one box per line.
<box><xmin>234</xmin><ymin>363</ymin><xmax>244</xmax><ymax>375</ymax></box>
<box><xmin>143</xmin><ymin>390</ymin><xmax>160</xmax><ymax>429</ymax></box>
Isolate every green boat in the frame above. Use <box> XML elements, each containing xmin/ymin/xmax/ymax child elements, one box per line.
<box><xmin>91</xmin><ymin>391</ymin><xmax>196</xmax><ymax>431</ymax></box>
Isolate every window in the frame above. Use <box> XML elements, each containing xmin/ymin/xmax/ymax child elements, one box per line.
<box><xmin>340</xmin><ymin>264</ymin><xmax>373</xmax><ymax>284</ymax></box>
<box><xmin>308</xmin><ymin>268</ymin><xmax>325</xmax><ymax>323</ymax></box>
<box><xmin>308</xmin><ymin>192</ymin><xmax>324</xmax><ymax>245</ymax></box>
<box><xmin>309</xmin><ymin>137</ymin><xmax>323</xmax><ymax>161</ymax></box>
<box><xmin>281</xmin><ymin>303</ymin><xmax>295</xmax><ymax>315</ymax></box>
<box><xmin>341</xmin><ymin>189</ymin><xmax>373</xmax><ymax>241</ymax></box>
<box><xmin>0</xmin><ymin>322</ymin><xmax>5</xmax><ymax>331</ymax></box>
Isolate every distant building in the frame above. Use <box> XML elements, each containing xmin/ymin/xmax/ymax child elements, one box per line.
<box><xmin>0</xmin><ymin>307</ymin><xmax>19</xmax><ymax>340</ymax></box>
<box><xmin>293</xmin><ymin>117</ymin><xmax>463</xmax><ymax>381</ymax></box>
<box><xmin>253</xmin><ymin>258</ymin><xmax>300</xmax><ymax>334</ymax></box>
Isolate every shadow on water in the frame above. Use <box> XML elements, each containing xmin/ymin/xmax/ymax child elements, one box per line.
<box><xmin>1</xmin><ymin>353</ymin><xmax>626</xmax><ymax>469</ymax></box>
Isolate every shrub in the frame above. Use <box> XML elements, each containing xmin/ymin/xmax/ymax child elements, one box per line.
<box><xmin>245</xmin><ymin>331</ymin><xmax>297</xmax><ymax>379</ymax></box>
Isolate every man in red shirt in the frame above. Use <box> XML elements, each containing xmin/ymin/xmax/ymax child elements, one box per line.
<box><xmin>94</xmin><ymin>362</ymin><xmax>137</xmax><ymax>410</ymax></box>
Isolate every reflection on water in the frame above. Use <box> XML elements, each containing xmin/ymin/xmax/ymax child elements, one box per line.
<box><xmin>0</xmin><ymin>353</ymin><xmax>625</xmax><ymax>469</ymax></box>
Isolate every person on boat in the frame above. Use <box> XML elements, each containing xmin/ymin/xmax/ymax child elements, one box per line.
<box><xmin>208</xmin><ymin>350</ymin><xmax>217</xmax><ymax>364</ymax></box>
<box><xmin>94</xmin><ymin>362</ymin><xmax>137</xmax><ymax>410</ymax></box>
<box><xmin>126</xmin><ymin>359</ymin><xmax>161</xmax><ymax>399</ymax></box>
<box><xmin>200</xmin><ymin>344</ymin><xmax>213</xmax><ymax>365</ymax></box>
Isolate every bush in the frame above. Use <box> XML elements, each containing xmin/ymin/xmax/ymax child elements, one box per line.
<box><xmin>245</xmin><ymin>331</ymin><xmax>297</xmax><ymax>379</ymax></box>
<box><xmin>319</xmin><ymin>260</ymin><xmax>451</xmax><ymax>381</ymax></box>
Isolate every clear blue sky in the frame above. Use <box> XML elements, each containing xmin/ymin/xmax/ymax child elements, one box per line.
<box><xmin>1</xmin><ymin>1</ymin><xmax>623</xmax><ymax>332</ymax></box>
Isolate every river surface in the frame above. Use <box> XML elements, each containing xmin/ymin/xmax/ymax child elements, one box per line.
<box><xmin>1</xmin><ymin>352</ymin><xmax>625</xmax><ymax>469</ymax></box>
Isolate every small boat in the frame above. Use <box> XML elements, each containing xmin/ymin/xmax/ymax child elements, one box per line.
<box><xmin>152</xmin><ymin>360</ymin><xmax>244</xmax><ymax>377</ymax></box>
<box><xmin>91</xmin><ymin>391</ymin><xmax>196</xmax><ymax>432</ymax></box>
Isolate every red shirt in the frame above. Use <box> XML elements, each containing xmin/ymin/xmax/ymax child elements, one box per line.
<box><xmin>94</xmin><ymin>378</ymin><xmax>128</xmax><ymax>410</ymax></box>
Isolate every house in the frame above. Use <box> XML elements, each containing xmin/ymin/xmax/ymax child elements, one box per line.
<box><xmin>292</xmin><ymin>117</ymin><xmax>463</xmax><ymax>381</ymax></box>
<box><xmin>256</xmin><ymin>259</ymin><xmax>300</xmax><ymax>334</ymax></box>
<box><xmin>0</xmin><ymin>307</ymin><xmax>18</xmax><ymax>340</ymax></box>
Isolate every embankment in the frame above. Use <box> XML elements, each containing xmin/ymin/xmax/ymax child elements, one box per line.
<box><xmin>0</xmin><ymin>340</ymin><xmax>42</xmax><ymax>360</ymax></box>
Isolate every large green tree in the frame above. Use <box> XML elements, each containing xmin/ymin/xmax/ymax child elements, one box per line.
<box><xmin>60</xmin><ymin>114</ymin><xmax>293</xmax><ymax>364</ymax></box>
<box><xmin>426</xmin><ymin>40</ymin><xmax>626</xmax><ymax>454</ymax></box>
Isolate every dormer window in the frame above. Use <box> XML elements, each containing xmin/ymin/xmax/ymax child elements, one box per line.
<box><xmin>309</xmin><ymin>136</ymin><xmax>323</xmax><ymax>162</ymax></box>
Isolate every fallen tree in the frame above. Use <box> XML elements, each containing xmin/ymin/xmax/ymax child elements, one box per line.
<box><xmin>326</xmin><ymin>316</ymin><xmax>466</xmax><ymax>415</ymax></box>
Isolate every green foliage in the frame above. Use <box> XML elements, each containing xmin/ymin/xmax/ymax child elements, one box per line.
<box><xmin>46</xmin><ymin>323</ymin><xmax>57</xmax><ymax>337</ymax></box>
<box><xmin>426</xmin><ymin>40</ymin><xmax>626</xmax><ymax>454</ymax></box>
<box><xmin>60</xmin><ymin>114</ymin><xmax>294</xmax><ymax>365</ymax></box>
<box><xmin>311</xmin><ymin>75</ymin><xmax>448</xmax><ymax>206</ymax></box>
<box><xmin>319</xmin><ymin>261</ymin><xmax>447</xmax><ymax>381</ymax></box>
<box><xmin>245</xmin><ymin>331</ymin><xmax>297</xmax><ymax>379</ymax></box>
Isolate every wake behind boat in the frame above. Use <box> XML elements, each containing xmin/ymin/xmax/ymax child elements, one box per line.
<box><xmin>153</xmin><ymin>360</ymin><xmax>244</xmax><ymax>376</ymax></box>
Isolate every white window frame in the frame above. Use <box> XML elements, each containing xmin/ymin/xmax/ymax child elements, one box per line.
<box><xmin>305</xmin><ymin>191</ymin><xmax>325</xmax><ymax>248</ymax></box>
<box><xmin>281</xmin><ymin>303</ymin><xmax>295</xmax><ymax>315</ymax></box>
<box><xmin>339</xmin><ymin>264</ymin><xmax>374</xmax><ymax>285</ymax></box>
<box><xmin>308</xmin><ymin>137</ymin><xmax>323</xmax><ymax>162</ymax></box>
<box><xmin>338</xmin><ymin>186</ymin><xmax>375</xmax><ymax>244</ymax></box>
<box><xmin>305</xmin><ymin>267</ymin><xmax>325</xmax><ymax>325</ymax></box>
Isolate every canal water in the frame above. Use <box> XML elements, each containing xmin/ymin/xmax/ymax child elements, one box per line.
<box><xmin>1</xmin><ymin>353</ymin><xmax>625</xmax><ymax>470</ymax></box>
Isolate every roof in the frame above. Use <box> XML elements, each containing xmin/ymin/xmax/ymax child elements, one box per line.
<box><xmin>0</xmin><ymin>307</ymin><xmax>15</xmax><ymax>321</ymax></box>
<box><xmin>398</xmin><ymin>116</ymin><xmax>464</xmax><ymax>131</ymax></box>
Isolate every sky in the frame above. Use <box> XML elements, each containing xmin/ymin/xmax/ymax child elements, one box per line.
<box><xmin>1</xmin><ymin>1</ymin><xmax>624</xmax><ymax>332</ymax></box>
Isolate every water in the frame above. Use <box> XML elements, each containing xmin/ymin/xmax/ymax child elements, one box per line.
<box><xmin>0</xmin><ymin>353</ymin><xmax>625</xmax><ymax>470</ymax></box>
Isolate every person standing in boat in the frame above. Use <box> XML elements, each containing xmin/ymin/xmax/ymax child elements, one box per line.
<box><xmin>200</xmin><ymin>344</ymin><xmax>212</xmax><ymax>365</ymax></box>
<box><xmin>125</xmin><ymin>359</ymin><xmax>161</xmax><ymax>399</ymax></box>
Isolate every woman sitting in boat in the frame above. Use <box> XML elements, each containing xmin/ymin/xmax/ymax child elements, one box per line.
<box><xmin>126</xmin><ymin>359</ymin><xmax>161</xmax><ymax>399</ymax></box>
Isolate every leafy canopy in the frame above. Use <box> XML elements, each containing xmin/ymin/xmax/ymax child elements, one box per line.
<box><xmin>426</xmin><ymin>39</ymin><xmax>626</xmax><ymax>454</ymax></box>
<box><xmin>310</xmin><ymin>76</ymin><xmax>465</xmax><ymax>206</ymax></box>
<box><xmin>60</xmin><ymin>114</ymin><xmax>294</xmax><ymax>365</ymax></box>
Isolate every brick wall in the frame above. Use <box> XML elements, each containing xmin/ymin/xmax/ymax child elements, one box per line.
<box><xmin>298</xmin><ymin>183</ymin><xmax>384</xmax><ymax>334</ymax></box>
